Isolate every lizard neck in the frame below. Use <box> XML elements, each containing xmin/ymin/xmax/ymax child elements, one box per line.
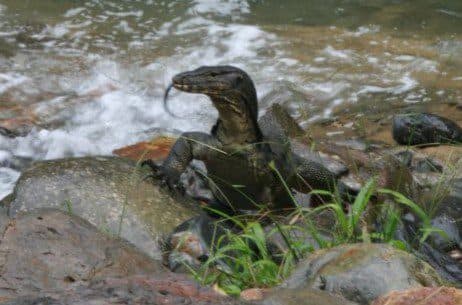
<box><xmin>210</xmin><ymin>95</ymin><xmax>262</xmax><ymax>146</ymax></box>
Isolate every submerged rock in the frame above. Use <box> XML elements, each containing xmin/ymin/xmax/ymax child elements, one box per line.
<box><xmin>392</xmin><ymin>113</ymin><xmax>462</xmax><ymax>145</ymax></box>
<box><xmin>7</xmin><ymin>156</ymin><xmax>201</xmax><ymax>259</ymax></box>
<box><xmin>284</xmin><ymin>243</ymin><xmax>442</xmax><ymax>305</ymax></box>
<box><xmin>371</xmin><ymin>286</ymin><xmax>462</xmax><ymax>305</ymax></box>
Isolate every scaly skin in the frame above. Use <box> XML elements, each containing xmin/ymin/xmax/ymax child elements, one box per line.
<box><xmin>147</xmin><ymin>66</ymin><xmax>336</xmax><ymax>213</ymax></box>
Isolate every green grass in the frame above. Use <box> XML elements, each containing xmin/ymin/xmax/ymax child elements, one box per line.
<box><xmin>182</xmin><ymin>178</ymin><xmax>440</xmax><ymax>296</ymax></box>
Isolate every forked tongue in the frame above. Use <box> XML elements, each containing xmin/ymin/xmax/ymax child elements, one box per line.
<box><xmin>163</xmin><ymin>83</ymin><xmax>180</xmax><ymax>118</ymax></box>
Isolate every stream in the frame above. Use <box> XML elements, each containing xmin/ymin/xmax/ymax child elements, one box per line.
<box><xmin>0</xmin><ymin>0</ymin><xmax>462</xmax><ymax>199</ymax></box>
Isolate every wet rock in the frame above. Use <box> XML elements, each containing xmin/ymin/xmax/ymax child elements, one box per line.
<box><xmin>284</xmin><ymin>243</ymin><xmax>442</xmax><ymax>305</ymax></box>
<box><xmin>114</xmin><ymin>137</ymin><xmax>214</xmax><ymax>202</ymax></box>
<box><xmin>398</xmin><ymin>212</ymin><xmax>462</xmax><ymax>285</ymax></box>
<box><xmin>0</xmin><ymin>209</ymin><xmax>164</xmax><ymax>300</ymax></box>
<box><xmin>392</xmin><ymin>113</ymin><xmax>462</xmax><ymax>145</ymax></box>
<box><xmin>419</xmin><ymin>145</ymin><xmax>462</xmax><ymax>171</ymax></box>
<box><xmin>113</xmin><ymin>136</ymin><xmax>176</xmax><ymax>162</ymax></box>
<box><xmin>266</xmin><ymin>210</ymin><xmax>336</xmax><ymax>260</ymax></box>
<box><xmin>241</xmin><ymin>288</ymin><xmax>269</xmax><ymax>301</ymax></box>
<box><xmin>260</xmin><ymin>288</ymin><xmax>358</xmax><ymax>305</ymax></box>
<box><xmin>413</xmin><ymin>157</ymin><xmax>443</xmax><ymax>173</ymax></box>
<box><xmin>334</xmin><ymin>139</ymin><xmax>368</xmax><ymax>151</ymax></box>
<box><xmin>371</xmin><ymin>286</ymin><xmax>462</xmax><ymax>305</ymax></box>
<box><xmin>429</xmin><ymin>214</ymin><xmax>460</xmax><ymax>251</ymax></box>
<box><xmin>0</xmin><ymin>117</ymin><xmax>34</xmax><ymax>137</ymax></box>
<box><xmin>167</xmin><ymin>214</ymin><xmax>230</xmax><ymax>272</ymax></box>
<box><xmin>8</xmin><ymin>156</ymin><xmax>201</xmax><ymax>259</ymax></box>
<box><xmin>387</xmin><ymin>148</ymin><xmax>449</xmax><ymax>191</ymax></box>
<box><xmin>393</xmin><ymin>149</ymin><xmax>413</xmax><ymax>167</ymax></box>
<box><xmin>421</xmin><ymin>177</ymin><xmax>462</xmax><ymax>253</ymax></box>
<box><xmin>0</xmin><ymin>209</ymin><xmax>242</xmax><ymax>305</ymax></box>
<box><xmin>0</xmin><ymin>154</ymin><xmax>34</xmax><ymax>171</ymax></box>
<box><xmin>0</xmin><ymin>275</ymin><xmax>241</xmax><ymax>305</ymax></box>
<box><xmin>420</xmin><ymin>178</ymin><xmax>462</xmax><ymax>283</ymax></box>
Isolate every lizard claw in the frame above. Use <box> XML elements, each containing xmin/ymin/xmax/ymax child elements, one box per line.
<box><xmin>141</xmin><ymin>160</ymin><xmax>185</xmax><ymax>195</ymax></box>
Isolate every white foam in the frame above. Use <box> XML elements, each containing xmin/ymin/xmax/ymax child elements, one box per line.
<box><xmin>191</xmin><ymin>0</ymin><xmax>250</xmax><ymax>16</ymax></box>
<box><xmin>0</xmin><ymin>151</ymin><xmax>11</xmax><ymax>162</ymax></box>
<box><xmin>395</xmin><ymin>55</ymin><xmax>415</xmax><ymax>61</ymax></box>
<box><xmin>105</xmin><ymin>10</ymin><xmax>143</xmax><ymax>18</ymax></box>
<box><xmin>43</xmin><ymin>24</ymin><xmax>70</xmax><ymax>38</ymax></box>
<box><xmin>116</xmin><ymin>20</ymin><xmax>134</xmax><ymax>33</ymax></box>
<box><xmin>0</xmin><ymin>73</ymin><xmax>29</xmax><ymax>94</ymax></box>
<box><xmin>217</xmin><ymin>25</ymin><xmax>271</xmax><ymax>58</ymax></box>
<box><xmin>323</xmin><ymin>98</ymin><xmax>344</xmax><ymax>117</ymax></box>
<box><xmin>357</xmin><ymin>73</ymin><xmax>417</xmax><ymax>95</ymax></box>
<box><xmin>0</xmin><ymin>0</ymin><xmax>442</xmax><ymax>199</ymax></box>
<box><xmin>64</xmin><ymin>7</ymin><xmax>86</xmax><ymax>18</ymax></box>
<box><xmin>352</xmin><ymin>25</ymin><xmax>380</xmax><ymax>37</ymax></box>
<box><xmin>323</xmin><ymin>45</ymin><xmax>353</xmax><ymax>61</ymax></box>
<box><xmin>437</xmin><ymin>9</ymin><xmax>462</xmax><ymax>19</ymax></box>
<box><xmin>0</xmin><ymin>167</ymin><xmax>20</xmax><ymax>200</ymax></box>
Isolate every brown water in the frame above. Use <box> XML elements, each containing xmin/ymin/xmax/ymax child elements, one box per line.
<box><xmin>0</xmin><ymin>0</ymin><xmax>461</xmax><ymax>198</ymax></box>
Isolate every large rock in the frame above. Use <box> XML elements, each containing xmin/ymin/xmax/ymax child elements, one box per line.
<box><xmin>6</xmin><ymin>156</ymin><xmax>201</xmax><ymax>259</ymax></box>
<box><xmin>284</xmin><ymin>243</ymin><xmax>442</xmax><ymax>305</ymax></box>
<box><xmin>0</xmin><ymin>208</ymin><xmax>163</xmax><ymax>299</ymax></box>
<box><xmin>417</xmin><ymin>177</ymin><xmax>462</xmax><ymax>284</ymax></box>
<box><xmin>0</xmin><ymin>275</ymin><xmax>243</xmax><ymax>305</ymax></box>
<box><xmin>259</xmin><ymin>288</ymin><xmax>358</xmax><ymax>305</ymax></box>
<box><xmin>112</xmin><ymin>136</ymin><xmax>176</xmax><ymax>162</ymax></box>
<box><xmin>371</xmin><ymin>287</ymin><xmax>462</xmax><ymax>305</ymax></box>
<box><xmin>0</xmin><ymin>209</ymin><xmax>243</xmax><ymax>305</ymax></box>
<box><xmin>392</xmin><ymin>113</ymin><xmax>462</xmax><ymax>145</ymax></box>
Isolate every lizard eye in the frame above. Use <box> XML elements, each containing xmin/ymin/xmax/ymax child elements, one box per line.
<box><xmin>210</xmin><ymin>72</ymin><xmax>218</xmax><ymax>77</ymax></box>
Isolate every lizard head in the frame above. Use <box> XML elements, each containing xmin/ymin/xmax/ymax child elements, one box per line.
<box><xmin>166</xmin><ymin>65</ymin><xmax>262</xmax><ymax>142</ymax></box>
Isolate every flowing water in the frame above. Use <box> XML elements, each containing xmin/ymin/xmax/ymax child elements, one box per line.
<box><xmin>0</xmin><ymin>0</ymin><xmax>462</xmax><ymax>199</ymax></box>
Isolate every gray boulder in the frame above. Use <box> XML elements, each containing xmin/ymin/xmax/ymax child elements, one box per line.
<box><xmin>392</xmin><ymin>113</ymin><xmax>462</xmax><ymax>145</ymax></box>
<box><xmin>6</xmin><ymin>156</ymin><xmax>201</xmax><ymax>259</ymax></box>
<box><xmin>284</xmin><ymin>243</ymin><xmax>442</xmax><ymax>305</ymax></box>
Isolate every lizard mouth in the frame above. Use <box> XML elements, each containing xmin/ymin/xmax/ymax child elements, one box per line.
<box><xmin>173</xmin><ymin>83</ymin><xmax>192</xmax><ymax>91</ymax></box>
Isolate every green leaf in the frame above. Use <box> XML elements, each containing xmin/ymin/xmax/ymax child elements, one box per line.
<box><xmin>349</xmin><ymin>179</ymin><xmax>376</xmax><ymax>237</ymax></box>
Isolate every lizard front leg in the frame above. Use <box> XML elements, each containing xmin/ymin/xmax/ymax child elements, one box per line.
<box><xmin>143</xmin><ymin>132</ymin><xmax>220</xmax><ymax>191</ymax></box>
